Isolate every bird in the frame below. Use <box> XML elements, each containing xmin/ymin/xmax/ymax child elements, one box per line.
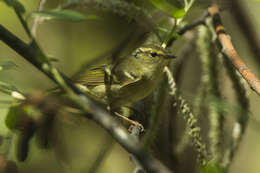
<box><xmin>75</xmin><ymin>44</ymin><xmax>176</xmax><ymax>109</ymax></box>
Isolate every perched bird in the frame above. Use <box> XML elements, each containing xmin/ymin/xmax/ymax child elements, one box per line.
<box><xmin>75</xmin><ymin>44</ymin><xmax>176</xmax><ymax>109</ymax></box>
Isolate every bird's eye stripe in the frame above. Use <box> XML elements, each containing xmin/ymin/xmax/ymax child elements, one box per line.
<box><xmin>134</xmin><ymin>50</ymin><xmax>167</xmax><ymax>58</ymax></box>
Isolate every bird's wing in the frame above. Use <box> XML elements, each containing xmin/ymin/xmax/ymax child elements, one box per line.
<box><xmin>118</xmin><ymin>71</ymin><xmax>142</xmax><ymax>88</ymax></box>
<box><xmin>76</xmin><ymin>66</ymin><xmax>106</xmax><ymax>86</ymax></box>
<box><xmin>76</xmin><ymin>64</ymin><xmax>142</xmax><ymax>88</ymax></box>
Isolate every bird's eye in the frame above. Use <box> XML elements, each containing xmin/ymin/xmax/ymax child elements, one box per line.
<box><xmin>150</xmin><ymin>52</ymin><xmax>157</xmax><ymax>57</ymax></box>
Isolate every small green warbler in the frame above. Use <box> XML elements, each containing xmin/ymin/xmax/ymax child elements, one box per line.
<box><xmin>75</xmin><ymin>44</ymin><xmax>176</xmax><ymax>108</ymax></box>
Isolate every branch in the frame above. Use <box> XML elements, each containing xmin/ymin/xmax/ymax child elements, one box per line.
<box><xmin>166</xmin><ymin>12</ymin><xmax>208</xmax><ymax>48</ymax></box>
<box><xmin>208</xmin><ymin>4</ymin><xmax>260</xmax><ymax>96</ymax></box>
<box><xmin>0</xmin><ymin>25</ymin><xmax>173</xmax><ymax>173</ymax></box>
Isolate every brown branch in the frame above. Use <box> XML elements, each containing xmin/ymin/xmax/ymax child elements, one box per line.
<box><xmin>208</xmin><ymin>4</ymin><xmax>260</xmax><ymax>96</ymax></box>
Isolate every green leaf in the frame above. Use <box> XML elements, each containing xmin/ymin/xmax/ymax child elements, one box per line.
<box><xmin>0</xmin><ymin>61</ymin><xmax>18</xmax><ymax>71</ymax></box>
<box><xmin>2</xmin><ymin>0</ymin><xmax>25</xmax><ymax>14</ymax></box>
<box><xmin>200</xmin><ymin>163</ymin><xmax>226</xmax><ymax>173</ymax></box>
<box><xmin>5</xmin><ymin>105</ymin><xmax>23</xmax><ymax>130</ymax></box>
<box><xmin>150</xmin><ymin>0</ymin><xmax>186</xmax><ymax>18</ymax></box>
<box><xmin>29</xmin><ymin>9</ymin><xmax>98</xmax><ymax>22</ymax></box>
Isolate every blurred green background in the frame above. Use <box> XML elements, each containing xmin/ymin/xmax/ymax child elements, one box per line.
<box><xmin>0</xmin><ymin>0</ymin><xmax>260</xmax><ymax>173</ymax></box>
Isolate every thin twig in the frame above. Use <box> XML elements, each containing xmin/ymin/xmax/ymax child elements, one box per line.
<box><xmin>166</xmin><ymin>12</ymin><xmax>208</xmax><ymax>48</ymax></box>
<box><xmin>208</xmin><ymin>4</ymin><xmax>260</xmax><ymax>96</ymax></box>
<box><xmin>14</xmin><ymin>9</ymin><xmax>32</xmax><ymax>39</ymax></box>
<box><xmin>162</xmin><ymin>20</ymin><xmax>177</xmax><ymax>48</ymax></box>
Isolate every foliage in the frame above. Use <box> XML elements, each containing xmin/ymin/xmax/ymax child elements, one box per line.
<box><xmin>200</xmin><ymin>163</ymin><xmax>226</xmax><ymax>173</ymax></box>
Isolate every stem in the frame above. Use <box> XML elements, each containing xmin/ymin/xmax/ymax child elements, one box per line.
<box><xmin>185</xmin><ymin>0</ymin><xmax>195</xmax><ymax>12</ymax></box>
<box><xmin>14</xmin><ymin>9</ymin><xmax>33</xmax><ymax>39</ymax></box>
<box><xmin>166</xmin><ymin>12</ymin><xmax>208</xmax><ymax>48</ymax></box>
<box><xmin>162</xmin><ymin>20</ymin><xmax>177</xmax><ymax>48</ymax></box>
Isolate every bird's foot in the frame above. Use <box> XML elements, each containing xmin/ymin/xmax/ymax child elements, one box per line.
<box><xmin>114</xmin><ymin>112</ymin><xmax>144</xmax><ymax>132</ymax></box>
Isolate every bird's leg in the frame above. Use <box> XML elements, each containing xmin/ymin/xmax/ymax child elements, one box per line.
<box><xmin>113</xmin><ymin>111</ymin><xmax>144</xmax><ymax>132</ymax></box>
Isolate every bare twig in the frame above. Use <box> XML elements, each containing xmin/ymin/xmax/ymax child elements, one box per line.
<box><xmin>208</xmin><ymin>4</ymin><xmax>260</xmax><ymax>96</ymax></box>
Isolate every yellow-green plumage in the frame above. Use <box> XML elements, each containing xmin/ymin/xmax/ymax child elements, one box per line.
<box><xmin>76</xmin><ymin>44</ymin><xmax>175</xmax><ymax>108</ymax></box>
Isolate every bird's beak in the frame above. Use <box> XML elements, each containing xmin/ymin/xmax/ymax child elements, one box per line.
<box><xmin>163</xmin><ymin>54</ymin><xmax>177</xmax><ymax>59</ymax></box>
